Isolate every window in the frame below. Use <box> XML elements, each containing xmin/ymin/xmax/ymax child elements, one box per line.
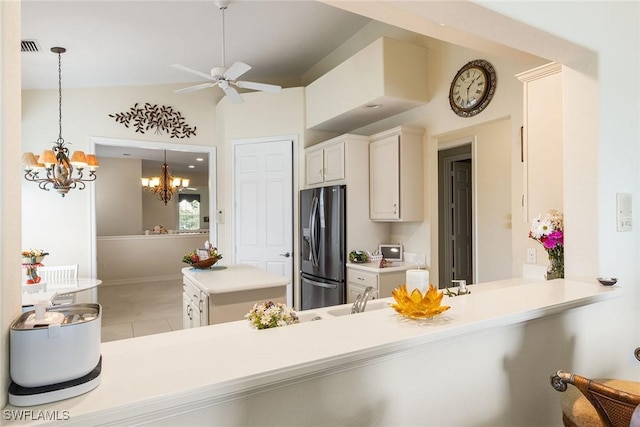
<box><xmin>179</xmin><ymin>194</ymin><xmax>200</xmax><ymax>230</ymax></box>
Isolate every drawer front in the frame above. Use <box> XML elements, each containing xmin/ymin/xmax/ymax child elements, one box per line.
<box><xmin>183</xmin><ymin>277</ymin><xmax>202</xmax><ymax>301</ymax></box>
<box><xmin>347</xmin><ymin>270</ymin><xmax>378</xmax><ymax>288</ymax></box>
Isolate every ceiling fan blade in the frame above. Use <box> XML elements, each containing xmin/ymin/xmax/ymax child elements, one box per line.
<box><xmin>236</xmin><ymin>81</ymin><xmax>282</xmax><ymax>93</ymax></box>
<box><xmin>224</xmin><ymin>62</ymin><xmax>251</xmax><ymax>81</ymax></box>
<box><xmin>175</xmin><ymin>82</ymin><xmax>216</xmax><ymax>94</ymax></box>
<box><xmin>171</xmin><ymin>64</ymin><xmax>213</xmax><ymax>81</ymax></box>
<box><xmin>222</xmin><ymin>85</ymin><xmax>244</xmax><ymax>104</ymax></box>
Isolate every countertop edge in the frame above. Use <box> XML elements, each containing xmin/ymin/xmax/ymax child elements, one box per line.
<box><xmin>346</xmin><ymin>262</ymin><xmax>425</xmax><ymax>273</ymax></box>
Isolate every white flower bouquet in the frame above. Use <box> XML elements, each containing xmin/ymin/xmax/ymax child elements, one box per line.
<box><xmin>245</xmin><ymin>301</ymin><xmax>299</xmax><ymax>329</ymax></box>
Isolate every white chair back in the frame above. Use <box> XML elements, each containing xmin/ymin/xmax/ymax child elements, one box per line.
<box><xmin>39</xmin><ymin>264</ymin><xmax>78</xmax><ymax>284</ymax></box>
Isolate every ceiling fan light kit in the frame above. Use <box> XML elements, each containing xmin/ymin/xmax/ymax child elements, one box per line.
<box><xmin>172</xmin><ymin>0</ymin><xmax>281</xmax><ymax>104</ymax></box>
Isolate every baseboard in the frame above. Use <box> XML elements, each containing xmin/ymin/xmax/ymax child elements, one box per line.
<box><xmin>100</xmin><ymin>274</ymin><xmax>183</xmax><ymax>287</ymax></box>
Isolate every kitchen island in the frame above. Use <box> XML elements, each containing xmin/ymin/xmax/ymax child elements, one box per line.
<box><xmin>2</xmin><ymin>278</ymin><xmax>621</xmax><ymax>426</ymax></box>
<box><xmin>182</xmin><ymin>264</ymin><xmax>288</xmax><ymax>327</ymax></box>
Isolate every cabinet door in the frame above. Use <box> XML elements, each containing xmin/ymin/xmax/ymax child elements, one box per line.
<box><xmin>306</xmin><ymin>150</ymin><xmax>324</xmax><ymax>186</ymax></box>
<box><xmin>323</xmin><ymin>142</ymin><xmax>345</xmax><ymax>182</ymax></box>
<box><xmin>370</xmin><ymin>135</ymin><xmax>400</xmax><ymax>220</ymax></box>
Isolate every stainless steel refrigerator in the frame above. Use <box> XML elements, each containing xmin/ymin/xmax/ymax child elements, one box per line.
<box><xmin>300</xmin><ymin>185</ymin><xmax>346</xmax><ymax>310</ymax></box>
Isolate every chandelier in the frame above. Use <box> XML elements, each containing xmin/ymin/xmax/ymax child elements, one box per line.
<box><xmin>21</xmin><ymin>47</ymin><xmax>99</xmax><ymax>196</ymax></box>
<box><xmin>141</xmin><ymin>150</ymin><xmax>190</xmax><ymax>205</ymax></box>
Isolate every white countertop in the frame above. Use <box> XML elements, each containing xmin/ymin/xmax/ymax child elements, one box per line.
<box><xmin>182</xmin><ymin>264</ymin><xmax>289</xmax><ymax>294</ymax></box>
<box><xmin>346</xmin><ymin>261</ymin><xmax>425</xmax><ymax>273</ymax></box>
<box><xmin>3</xmin><ymin>278</ymin><xmax>621</xmax><ymax>425</ymax></box>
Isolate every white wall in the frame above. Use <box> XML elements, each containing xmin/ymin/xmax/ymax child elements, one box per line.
<box><xmin>96</xmin><ymin>234</ymin><xmax>207</xmax><ymax>286</ymax></box>
<box><xmin>96</xmin><ymin>157</ymin><xmax>142</xmax><ymax>236</ymax></box>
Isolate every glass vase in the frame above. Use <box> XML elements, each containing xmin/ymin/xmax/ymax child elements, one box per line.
<box><xmin>546</xmin><ymin>257</ymin><xmax>564</xmax><ymax>280</ymax></box>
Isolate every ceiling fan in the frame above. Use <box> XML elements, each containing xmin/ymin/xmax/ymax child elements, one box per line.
<box><xmin>171</xmin><ymin>0</ymin><xmax>281</xmax><ymax>104</ymax></box>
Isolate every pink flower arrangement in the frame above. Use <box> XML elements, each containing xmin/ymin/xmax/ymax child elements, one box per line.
<box><xmin>529</xmin><ymin>210</ymin><xmax>564</xmax><ymax>279</ymax></box>
<box><xmin>529</xmin><ymin>210</ymin><xmax>563</xmax><ymax>249</ymax></box>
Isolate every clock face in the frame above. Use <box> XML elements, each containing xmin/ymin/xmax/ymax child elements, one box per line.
<box><xmin>449</xmin><ymin>60</ymin><xmax>497</xmax><ymax>118</ymax></box>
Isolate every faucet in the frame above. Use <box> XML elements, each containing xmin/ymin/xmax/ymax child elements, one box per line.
<box><xmin>444</xmin><ymin>280</ymin><xmax>470</xmax><ymax>297</ymax></box>
<box><xmin>351</xmin><ymin>286</ymin><xmax>374</xmax><ymax>314</ymax></box>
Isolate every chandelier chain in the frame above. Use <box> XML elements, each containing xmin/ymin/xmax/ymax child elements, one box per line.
<box><xmin>57</xmin><ymin>50</ymin><xmax>63</xmax><ymax>143</ymax></box>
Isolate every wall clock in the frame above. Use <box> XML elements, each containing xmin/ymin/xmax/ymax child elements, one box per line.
<box><xmin>449</xmin><ymin>59</ymin><xmax>497</xmax><ymax>118</ymax></box>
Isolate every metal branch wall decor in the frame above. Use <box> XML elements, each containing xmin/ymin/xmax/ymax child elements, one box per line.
<box><xmin>109</xmin><ymin>103</ymin><xmax>197</xmax><ymax>138</ymax></box>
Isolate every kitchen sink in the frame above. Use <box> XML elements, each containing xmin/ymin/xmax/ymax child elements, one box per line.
<box><xmin>325</xmin><ymin>300</ymin><xmax>391</xmax><ymax>317</ymax></box>
<box><xmin>297</xmin><ymin>311</ymin><xmax>323</xmax><ymax>322</ymax></box>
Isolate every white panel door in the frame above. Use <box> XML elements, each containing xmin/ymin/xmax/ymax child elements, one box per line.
<box><xmin>234</xmin><ymin>139</ymin><xmax>293</xmax><ymax>304</ymax></box>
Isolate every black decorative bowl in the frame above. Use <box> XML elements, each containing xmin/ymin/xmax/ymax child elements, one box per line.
<box><xmin>597</xmin><ymin>277</ymin><xmax>618</xmax><ymax>286</ymax></box>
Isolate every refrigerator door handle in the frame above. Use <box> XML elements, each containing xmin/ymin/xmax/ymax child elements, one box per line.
<box><xmin>309</xmin><ymin>195</ymin><xmax>319</xmax><ymax>267</ymax></box>
<box><xmin>304</xmin><ymin>277</ymin><xmax>338</xmax><ymax>290</ymax></box>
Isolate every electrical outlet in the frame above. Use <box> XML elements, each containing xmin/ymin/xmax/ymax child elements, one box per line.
<box><xmin>527</xmin><ymin>248</ymin><xmax>537</xmax><ymax>264</ymax></box>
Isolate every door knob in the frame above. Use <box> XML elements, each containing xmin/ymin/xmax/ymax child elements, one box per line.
<box><xmin>279</xmin><ymin>252</ymin><xmax>291</xmax><ymax>258</ymax></box>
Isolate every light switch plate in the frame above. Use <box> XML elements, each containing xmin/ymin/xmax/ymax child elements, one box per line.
<box><xmin>616</xmin><ymin>193</ymin><xmax>632</xmax><ymax>231</ymax></box>
<box><xmin>527</xmin><ymin>248</ymin><xmax>537</xmax><ymax>264</ymax></box>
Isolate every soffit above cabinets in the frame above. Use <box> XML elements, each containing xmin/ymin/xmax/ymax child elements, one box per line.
<box><xmin>305</xmin><ymin>37</ymin><xmax>429</xmax><ymax>133</ymax></box>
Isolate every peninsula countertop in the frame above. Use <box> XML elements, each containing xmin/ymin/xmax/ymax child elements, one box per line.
<box><xmin>3</xmin><ymin>278</ymin><xmax>621</xmax><ymax>425</ymax></box>
<box><xmin>182</xmin><ymin>264</ymin><xmax>289</xmax><ymax>294</ymax></box>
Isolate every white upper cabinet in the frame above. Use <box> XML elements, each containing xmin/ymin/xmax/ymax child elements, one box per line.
<box><xmin>369</xmin><ymin>126</ymin><xmax>424</xmax><ymax>222</ymax></box>
<box><xmin>305</xmin><ymin>149</ymin><xmax>325</xmax><ymax>186</ymax></box>
<box><xmin>304</xmin><ymin>137</ymin><xmax>347</xmax><ymax>186</ymax></box>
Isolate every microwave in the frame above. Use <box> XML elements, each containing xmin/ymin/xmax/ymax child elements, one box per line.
<box><xmin>379</xmin><ymin>244</ymin><xmax>403</xmax><ymax>262</ymax></box>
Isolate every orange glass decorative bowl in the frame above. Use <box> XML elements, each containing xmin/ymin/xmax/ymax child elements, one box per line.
<box><xmin>390</xmin><ymin>284</ymin><xmax>451</xmax><ymax>319</ymax></box>
<box><xmin>188</xmin><ymin>257</ymin><xmax>221</xmax><ymax>269</ymax></box>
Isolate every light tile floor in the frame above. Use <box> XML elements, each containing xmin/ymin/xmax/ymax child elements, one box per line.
<box><xmin>98</xmin><ymin>280</ymin><xmax>183</xmax><ymax>342</ymax></box>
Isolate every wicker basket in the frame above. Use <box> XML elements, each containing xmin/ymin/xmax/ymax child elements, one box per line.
<box><xmin>369</xmin><ymin>254</ymin><xmax>383</xmax><ymax>263</ymax></box>
<box><xmin>188</xmin><ymin>256</ymin><xmax>221</xmax><ymax>269</ymax></box>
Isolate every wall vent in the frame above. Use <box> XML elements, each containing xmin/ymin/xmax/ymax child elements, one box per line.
<box><xmin>21</xmin><ymin>40</ymin><xmax>41</xmax><ymax>53</ymax></box>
